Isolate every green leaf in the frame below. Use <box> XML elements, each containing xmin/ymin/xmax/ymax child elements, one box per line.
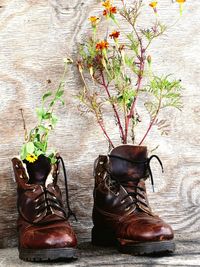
<box><xmin>20</xmin><ymin>144</ymin><xmax>27</xmax><ymax>160</ymax></box>
<box><xmin>50</xmin><ymin>100</ymin><xmax>55</xmax><ymax>107</ymax></box>
<box><xmin>43</xmin><ymin>113</ymin><xmax>52</xmax><ymax>120</ymax></box>
<box><xmin>42</xmin><ymin>91</ymin><xmax>52</xmax><ymax>102</ymax></box>
<box><xmin>56</xmin><ymin>90</ymin><xmax>64</xmax><ymax>98</ymax></box>
<box><xmin>34</xmin><ymin>142</ymin><xmax>45</xmax><ymax>151</ymax></box>
<box><xmin>51</xmin><ymin>115</ymin><xmax>58</xmax><ymax>127</ymax></box>
<box><xmin>35</xmin><ymin>150</ymin><xmax>43</xmax><ymax>157</ymax></box>
<box><xmin>38</xmin><ymin>125</ymin><xmax>48</xmax><ymax>133</ymax></box>
<box><xmin>36</xmin><ymin>108</ymin><xmax>45</xmax><ymax>121</ymax></box>
<box><xmin>50</xmin><ymin>157</ymin><xmax>57</xmax><ymax>164</ymax></box>
<box><xmin>26</xmin><ymin>142</ymin><xmax>35</xmax><ymax>154</ymax></box>
<box><xmin>59</xmin><ymin>98</ymin><xmax>65</xmax><ymax>105</ymax></box>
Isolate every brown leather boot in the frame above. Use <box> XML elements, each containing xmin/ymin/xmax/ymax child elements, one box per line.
<box><xmin>92</xmin><ymin>145</ymin><xmax>175</xmax><ymax>255</ymax></box>
<box><xmin>12</xmin><ymin>155</ymin><xmax>77</xmax><ymax>261</ymax></box>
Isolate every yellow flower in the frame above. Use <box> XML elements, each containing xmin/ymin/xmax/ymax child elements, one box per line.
<box><xmin>102</xmin><ymin>0</ymin><xmax>112</xmax><ymax>10</ymax></box>
<box><xmin>26</xmin><ymin>154</ymin><xmax>38</xmax><ymax>163</ymax></box>
<box><xmin>149</xmin><ymin>1</ymin><xmax>157</xmax><ymax>8</ymax></box>
<box><xmin>89</xmin><ymin>16</ymin><xmax>100</xmax><ymax>26</ymax></box>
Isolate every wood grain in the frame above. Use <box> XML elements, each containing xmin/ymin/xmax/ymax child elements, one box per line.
<box><xmin>0</xmin><ymin>0</ymin><xmax>200</xmax><ymax>248</ymax></box>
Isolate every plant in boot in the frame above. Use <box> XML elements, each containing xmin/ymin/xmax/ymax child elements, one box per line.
<box><xmin>76</xmin><ymin>0</ymin><xmax>184</xmax><ymax>147</ymax></box>
<box><xmin>12</xmin><ymin>60</ymin><xmax>77</xmax><ymax>262</ymax></box>
<box><xmin>20</xmin><ymin>60</ymin><xmax>68</xmax><ymax>166</ymax></box>
<box><xmin>76</xmin><ymin>0</ymin><xmax>186</xmax><ymax>255</ymax></box>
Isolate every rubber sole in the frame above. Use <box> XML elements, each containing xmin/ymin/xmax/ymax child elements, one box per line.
<box><xmin>92</xmin><ymin>227</ymin><xmax>175</xmax><ymax>255</ymax></box>
<box><xmin>118</xmin><ymin>240</ymin><xmax>175</xmax><ymax>255</ymax></box>
<box><xmin>19</xmin><ymin>247</ymin><xmax>77</xmax><ymax>262</ymax></box>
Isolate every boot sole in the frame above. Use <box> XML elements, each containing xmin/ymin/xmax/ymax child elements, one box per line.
<box><xmin>19</xmin><ymin>247</ymin><xmax>77</xmax><ymax>262</ymax></box>
<box><xmin>92</xmin><ymin>227</ymin><xmax>175</xmax><ymax>255</ymax></box>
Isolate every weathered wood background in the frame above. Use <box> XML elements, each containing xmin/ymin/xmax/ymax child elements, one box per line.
<box><xmin>0</xmin><ymin>0</ymin><xmax>200</xmax><ymax>249</ymax></box>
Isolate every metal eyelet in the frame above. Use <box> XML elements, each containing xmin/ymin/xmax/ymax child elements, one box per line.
<box><xmin>121</xmin><ymin>199</ymin><xmax>125</xmax><ymax>204</ymax></box>
<box><xmin>32</xmin><ymin>188</ymin><xmax>36</xmax><ymax>192</ymax></box>
<box><xmin>115</xmin><ymin>192</ymin><xmax>119</xmax><ymax>196</ymax></box>
<box><xmin>19</xmin><ymin>174</ymin><xmax>23</xmax><ymax>179</ymax></box>
<box><xmin>15</xmin><ymin>164</ymin><xmax>19</xmax><ymax>169</ymax></box>
<box><xmin>36</xmin><ymin>213</ymin><xmax>41</xmax><ymax>218</ymax></box>
<box><xmin>35</xmin><ymin>205</ymin><xmax>40</xmax><ymax>210</ymax></box>
<box><xmin>125</xmin><ymin>206</ymin><xmax>131</xmax><ymax>211</ymax></box>
<box><xmin>98</xmin><ymin>172</ymin><xmax>101</xmax><ymax>176</ymax></box>
<box><xmin>99</xmin><ymin>162</ymin><xmax>103</xmax><ymax>165</ymax></box>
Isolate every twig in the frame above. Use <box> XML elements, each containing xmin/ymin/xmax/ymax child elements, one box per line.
<box><xmin>19</xmin><ymin>108</ymin><xmax>28</xmax><ymax>141</ymax></box>
<box><xmin>139</xmin><ymin>94</ymin><xmax>162</xmax><ymax>145</ymax></box>
<box><xmin>100</xmin><ymin>71</ymin><xmax>125</xmax><ymax>143</ymax></box>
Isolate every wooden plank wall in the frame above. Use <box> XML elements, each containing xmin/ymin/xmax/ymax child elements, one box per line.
<box><xmin>0</xmin><ymin>0</ymin><xmax>200</xmax><ymax>248</ymax></box>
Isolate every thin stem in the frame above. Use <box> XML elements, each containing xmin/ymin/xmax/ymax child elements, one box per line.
<box><xmin>19</xmin><ymin>108</ymin><xmax>28</xmax><ymax>141</ymax></box>
<box><xmin>124</xmin><ymin>45</ymin><xmax>145</xmax><ymax>143</ymax></box>
<box><xmin>78</xmin><ymin>68</ymin><xmax>114</xmax><ymax>147</ymax></box>
<box><xmin>98</xmin><ymin>119</ymin><xmax>114</xmax><ymax>148</ymax></box>
<box><xmin>139</xmin><ymin>95</ymin><xmax>162</xmax><ymax>145</ymax></box>
<box><xmin>100</xmin><ymin>71</ymin><xmax>125</xmax><ymax>143</ymax></box>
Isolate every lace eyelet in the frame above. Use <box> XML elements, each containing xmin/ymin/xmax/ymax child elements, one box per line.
<box><xmin>36</xmin><ymin>213</ymin><xmax>41</xmax><ymax>218</ymax></box>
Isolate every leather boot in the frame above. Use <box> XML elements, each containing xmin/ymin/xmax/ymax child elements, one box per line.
<box><xmin>12</xmin><ymin>155</ymin><xmax>77</xmax><ymax>261</ymax></box>
<box><xmin>92</xmin><ymin>145</ymin><xmax>175</xmax><ymax>255</ymax></box>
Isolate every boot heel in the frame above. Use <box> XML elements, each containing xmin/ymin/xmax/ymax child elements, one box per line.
<box><xmin>91</xmin><ymin>226</ymin><xmax>116</xmax><ymax>246</ymax></box>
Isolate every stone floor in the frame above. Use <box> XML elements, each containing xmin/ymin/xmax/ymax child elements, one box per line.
<box><xmin>0</xmin><ymin>233</ymin><xmax>200</xmax><ymax>267</ymax></box>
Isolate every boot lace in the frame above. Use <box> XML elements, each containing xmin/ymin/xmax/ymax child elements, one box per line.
<box><xmin>106</xmin><ymin>154</ymin><xmax>164</xmax><ymax>211</ymax></box>
<box><xmin>18</xmin><ymin>156</ymin><xmax>77</xmax><ymax>224</ymax></box>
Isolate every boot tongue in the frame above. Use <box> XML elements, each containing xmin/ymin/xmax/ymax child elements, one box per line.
<box><xmin>25</xmin><ymin>155</ymin><xmax>51</xmax><ymax>185</ymax></box>
<box><xmin>109</xmin><ymin>145</ymin><xmax>147</xmax><ymax>182</ymax></box>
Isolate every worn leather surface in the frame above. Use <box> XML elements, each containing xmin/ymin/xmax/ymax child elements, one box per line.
<box><xmin>93</xmin><ymin>145</ymin><xmax>174</xmax><ymax>244</ymax></box>
<box><xmin>12</xmin><ymin>157</ymin><xmax>77</xmax><ymax>249</ymax></box>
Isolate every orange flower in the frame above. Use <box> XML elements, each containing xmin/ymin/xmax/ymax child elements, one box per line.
<box><xmin>149</xmin><ymin>1</ymin><xmax>157</xmax><ymax>8</ymax></box>
<box><xmin>103</xmin><ymin>9</ymin><xmax>108</xmax><ymax>16</ymax></box>
<box><xmin>96</xmin><ymin>40</ymin><xmax>109</xmax><ymax>51</ymax></box>
<box><xmin>176</xmin><ymin>0</ymin><xmax>186</xmax><ymax>3</ymax></box>
<box><xmin>109</xmin><ymin>31</ymin><xmax>120</xmax><ymax>39</ymax></box>
<box><xmin>110</xmin><ymin>6</ymin><xmax>117</xmax><ymax>14</ymax></box>
<box><xmin>149</xmin><ymin>1</ymin><xmax>158</xmax><ymax>14</ymax></box>
<box><xmin>102</xmin><ymin>0</ymin><xmax>117</xmax><ymax>17</ymax></box>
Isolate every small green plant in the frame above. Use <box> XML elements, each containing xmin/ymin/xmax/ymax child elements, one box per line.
<box><xmin>76</xmin><ymin>0</ymin><xmax>185</xmax><ymax>147</ymax></box>
<box><xmin>20</xmin><ymin>60</ymin><xmax>69</xmax><ymax>164</ymax></box>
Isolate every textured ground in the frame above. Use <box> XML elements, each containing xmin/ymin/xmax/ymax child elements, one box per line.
<box><xmin>0</xmin><ymin>233</ymin><xmax>200</xmax><ymax>267</ymax></box>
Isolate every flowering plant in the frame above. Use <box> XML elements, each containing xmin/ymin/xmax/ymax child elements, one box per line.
<box><xmin>76</xmin><ymin>0</ymin><xmax>186</xmax><ymax>148</ymax></box>
<box><xmin>20</xmin><ymin>61</ymin><xmax>68</xmax><ymax>164</ymax></box>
